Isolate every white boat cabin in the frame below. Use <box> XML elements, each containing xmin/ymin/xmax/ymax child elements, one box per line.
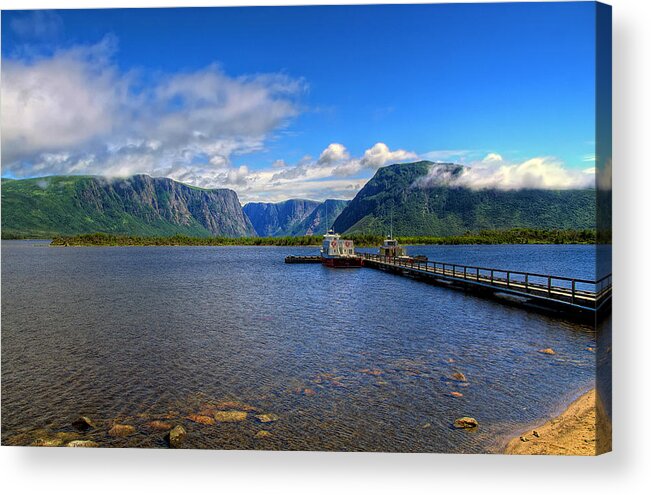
<box><xmin>321</xmin><ymin>231</ymin><xmax>356</xmax><ymax>258</ymax></box>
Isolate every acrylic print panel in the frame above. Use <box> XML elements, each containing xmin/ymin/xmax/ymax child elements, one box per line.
<box><xmin>0</xmin><ymin>2</ymin><xmax>612</xmax><ymax>455</ymax></box>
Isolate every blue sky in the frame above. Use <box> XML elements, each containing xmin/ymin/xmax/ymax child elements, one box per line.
<box><xmin>1</xmin><ymin>3</ymin><xmax>599</xmax><ymax>201</ymax></box>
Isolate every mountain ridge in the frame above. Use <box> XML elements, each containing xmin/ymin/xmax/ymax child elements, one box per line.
<box><xmin>332</xmin><ymin>161</ymin><xmax>596</xmax><ymax>236</ymax></box>
<box><xmin>1</xmin><ymin>174</ymin><xmax>256</xmax><ymax>238</ymax></box>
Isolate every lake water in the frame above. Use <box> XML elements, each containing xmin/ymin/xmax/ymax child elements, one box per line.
<box><xmin>1</xmin><ymin>241</ymin><xmax>602</xmax><ymax>452</ymax></box>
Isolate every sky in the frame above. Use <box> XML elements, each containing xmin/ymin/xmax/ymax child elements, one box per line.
<box><xmin>1</xmin><ymin>3</ymin><xmax>599</xmax><ymax>202</ymax></box>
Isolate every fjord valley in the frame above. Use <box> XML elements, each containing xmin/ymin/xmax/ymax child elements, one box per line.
<box><xmin>2</xmin><ymin>162</ymin><xmax>596</xmax><ymax>241</ymax></box>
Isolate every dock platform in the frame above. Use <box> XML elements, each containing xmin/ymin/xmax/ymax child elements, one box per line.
<box><xmin>359</xmin><ymin>254</ymin><xmax>612</xmax><ymax>321</ymax></box>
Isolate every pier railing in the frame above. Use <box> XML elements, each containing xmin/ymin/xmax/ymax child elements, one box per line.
<box><xmin>360</xmin><ymin>254</ymin><xmax>612</xmax><ymax>310</ymax></box>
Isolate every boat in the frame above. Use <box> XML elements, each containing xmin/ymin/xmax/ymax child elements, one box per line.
<box><xmin>320</xmin><ymin>230</ymin><xmax>363</xmax><ymax>268</ymax></box>
<box><xmin>378</xmin><ymin>236</ymin><xmax>428</xmax><ymax>263</ymax></box>
<box><xmin>378</xmin><ymin>237</ymin><xmax>407</xmax><ymax>258</ymax></box>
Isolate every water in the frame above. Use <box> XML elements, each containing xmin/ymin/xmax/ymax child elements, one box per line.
<box><xmin>1</xmin><ymin>241</ymin><xmax>600</xmax><ymax>452</ymax></box>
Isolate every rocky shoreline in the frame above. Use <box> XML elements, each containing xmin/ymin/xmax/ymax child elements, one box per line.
<box><xmin>503</xmin><ymin>389</ymin><xmax>611</xmax><ymax>456</ymax></box>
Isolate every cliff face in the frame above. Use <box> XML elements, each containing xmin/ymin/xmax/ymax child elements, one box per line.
<box><xmin>1</xmin><ymin>175</ymin><xmax>256</xmax><ymax>238</ymax></box>
<box><xmin>243</xmin><ymin>199</ymin><xmax>320</xmax><ymax>237</ymax></box>
<box><xmin>332</xmin><ymin>161</ymin><xmax>596</xmax><ymax>236</ymax></box>
<box><xmin>286</xmin><ymin>199</ymin><xmax>350</xmax><ymax>236</ymax></box>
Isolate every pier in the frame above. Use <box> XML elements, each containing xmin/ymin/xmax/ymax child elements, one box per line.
<box><xmin>359</xmin><ymin>254</ymin><xmax>611</xmax><ymax>321</ymax></box>
<box><xmin>286</xmin><ymin>252</ymin><xmax>612</xmax><ymax>321</ymax></box>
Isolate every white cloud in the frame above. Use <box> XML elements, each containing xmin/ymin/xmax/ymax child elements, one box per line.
<box><xmin>415</xmin><ymin>155</ymin><xmax>595</xmax><ymax>191</ymax></box>
<box><xmin>1</xmin><ymin>38</ymin><xmax>304</xmax><ymax>185</ymax></box>
<box><xmin>360</xmin><ymin>142</ymin><xmax>417</xmax><ymax>168</ymax></box>
<box><xmin>317</xmin><ymin>143</ymin><xmax>349</xmax><ymax>164</ymax></box>
<box><xmin>483</xmin><ymin>152</ymin><xmax>503</xmax><ymax>163</ymax></box>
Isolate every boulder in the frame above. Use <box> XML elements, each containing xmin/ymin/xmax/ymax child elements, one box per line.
<box><xmin>187</xmin><ymin>414</ymin><xmax>215</xmax><ymax>425</ymax></box>
<box><xmin>450</xmin><ymin>391</ymin><xmax>464</xmax><ymax>398</ymax></box>
<box><xmin>533</xmin><ymin>430</ymin><xmax>540</xmax><ymax>438</ymax></box>
<box><xmin>108</xmin><ymin>424</ymin><xmax>136</xmax><ymax>437</ymax></box>
<box><xmin>146</xmin><ymin>420</ymin><xmax>173</xmax><ymax>431</ymax></box>
<box><xmin>213</xmin><ymin>411</ymin><xmax>248</xmax><ymax>422</ymax></box>
<box><xmin>451</xmin><ymin>372</ymin><xmax>467</xmax><ymax>382</ymax></box>
<box><xmin>67</xmin><ymin>440</ymin><xmax>99</xmax><ymax>448</ymax></box>
<box><xmin>31</xmin><ymin>437</ymin><xmax>64</xmax><ymax>447</ymax></box>
<box><xmin>538</xmin><ymin>348</ymin><xmax>556</xmax><ymax>355</ymax></box>
<box><xmin>255</xmin><ymin>413</ymin><xmax>280</xmax><ymax>423</ymax></box>
<box><xmin>453</xmin><ymin>417</ymin><xmax>478</xmax><ymax>429</ymax></box>
<box><xmin>72</xmin><ymin>416</ymin><xmax>96</xmax><ymax>431</ymax></box>
<box><xmin>168</xmin><ymin>425</ymin><xmax>187</xmax><ymax>449</ymax></box>
<box><xmin>255</xmin><ymin>430</ymin><xmax>272</xmax><ymax>439</ymax></box>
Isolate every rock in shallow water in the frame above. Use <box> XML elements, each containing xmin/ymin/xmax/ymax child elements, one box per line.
<box><xmin>67</xmin><ymin>440</ymin><xmax>99</xmax><ymax>448</ymax></box>
<box><xmin>168</xmin><ymin>425</ymin><xmax>186</xmax><ymax>449</ymax></box>
<box><xmin>451</xmin><ymin>372</ymin><xmax>467</xmax><ymax>382</ymax></box>
<box><xmin>453</xmin><ymin>417</ymin><xmax>479</xmax><ymax>429</ymax></box>
<box><xmin>108</xmin><ymin>424</ymin><xmax>136</xmax><ymax>437</ymax></box>
<box><xmin>538</xmin><ymin>348</ymin><xmax>556</xmax><ymax>355</ymax></box>
<box><xmin>213</xmin><ymin>411</ymin><xmax>248</xmax><ymax>422</ymax></box>
<box><xmin>146</xmin><ymin>420</ymin><xmax>173</xmax><ymax>431</ymax></box>
<box><xmin>72</xmin><ymin>416</ymin><xmax>96</xmax><ymax>431</ymax></box>
<box><xmin>255</xmin><ymin>413</ymin><xmax>280</xmax><ymax>423</ymax></box>
<box><xmin>187</xmin><ymin>414</ymin><xmax>216</xmax><ymax>425</ymax></box>
<box><xmin>255</xmin><ymin>430</ymin><xmax>272</xmax><ymax>439</ymax></box>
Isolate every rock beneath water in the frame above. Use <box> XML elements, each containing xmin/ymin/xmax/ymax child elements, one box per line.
<box><xmin>255</xmin><ymin>430</ymin><xmax>272</xmax><ymax>439</ymax></box>
<box><xmin>538</xmin><ymin>348</ymin><xmax>556</xmax><ymax>355</ymax></box>
<box><xmin>450</xmin><ymin>391</ymin><xmax>464</xmax><ymax>398</ymax></box>
<box><xmin>453</xmin><ymin>417</ymin><xmax>478</xmax><ymax>429</ymax></box>
<box><xmin>168</xmin><ymin>425</ymin><xmax>187</xmax><ymax>449</ymax></box>
<box><xmin>302</xmin><ymin>388</ymin><xmax>317</xmax><ymax>397</ymax></box>
<box><xmin>31</xmin><ymin>437</ymin><xmax>64</xmax><ymax>447</ymax></box>
<box><xmin>55</xmin><ymin>432</ymin><xmax>80</xmax><ymax>443</ymax></box>
<box><xmin>67</xmin><ymin>440</ymin><xmax>99</xmax><ymax>448</ymax></box>
<box><xmin>357</xmin><ymin>368</ymin><xmax>383</xmax><ymax>376</ymax></box>
<box><xmin>213</xmin><ymin>411</ymin><xmax>248</xmax><ymax>422</ymax></box>
<box><xmin>72</xmin><ymin>416</ymin><xmax>96</xmax><ymax>431</ymax></box>
<box><xmin>146</xmin><ymin>420</ymin><xmax>173</xmax><ymax>431</ymax></box>
<box><xmin>451</xmin><ymin>372</ymin><xmax>467</xmax><ymax>382</ymax></box>
<box><xmin>586</xmin><ymin>347</ymin><xmax>595</xmax><ymax>352</ymax></box>
<box><xmin>255</xmin><ymin>413</ymin><xmax>280</xmax><ymax>423</ymax></box>
<box><xmin>108</xmin><ymin>424</ymin><xmax>136</xmax><ymax>437</ymax></box>
<box><xmin>187</xmin><ymin>414</ymin><xmax>215</xmax><ymax>425</ymax></box>
<box><xmin>212</xmin><ymin>400</ymin><xmax>258</xmax><ymax>412</ymax></box>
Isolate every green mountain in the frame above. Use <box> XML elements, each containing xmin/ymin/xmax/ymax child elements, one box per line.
<box><xmin>1</xmin><ymin>175</ymin><xmax>256</xmax><ymax>239</ymax></box>
<box><xmin>332</xmin><ymin>161</ymin><xmax>596</xmax><ymax>236</ymax></box>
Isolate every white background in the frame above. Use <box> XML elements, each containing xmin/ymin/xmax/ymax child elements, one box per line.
<box><xmin>0</xmin><ymin>0</ymin><xmax>649</xmax><ymax>493</ymax></box>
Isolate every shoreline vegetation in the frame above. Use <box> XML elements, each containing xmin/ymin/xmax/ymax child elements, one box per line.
<box><xmin>47</xmin><ymin>229</ymin><xmax>597</xmax><ymax>247</ymax></box>
<box><xmin>504</xmin><ymin>388</ymin><xmax>611</xmax><ymax>456</ymax></box>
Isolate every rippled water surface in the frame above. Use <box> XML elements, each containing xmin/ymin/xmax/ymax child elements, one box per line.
<box><xmin>2</xmin><ymin>241</ymin><xmax>599</xmax><ymax>452</ymax></box>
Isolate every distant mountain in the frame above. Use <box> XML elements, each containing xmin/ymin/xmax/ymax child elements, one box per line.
<box><xmin>332</xmin><ymin>161</ymin><xmax>596</xmax><ymax>236</ymax></box>
<box><xmin>243</xmin><ymin>198</ymin><xmax>350</xmax><ymax>237</ymax></box>
<box><xmin>1</xmin><ymin>175</ymin><xmax>256</xmax><ymax>238</ymax></box>
<box><xmin>243</xmin><ymin>199</ymin><xmax>319</xmax><ymax>237</ymax></box>
<box><xmin>286</xmin><ymin>199</ymin><xmax>350</xmax><ymax>236</ymax></box>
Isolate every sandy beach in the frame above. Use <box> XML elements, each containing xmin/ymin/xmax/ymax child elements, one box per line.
<box><xmin>504</xmin><ymin>389</ymin><xmax>611</xmax><ymax>456</ymax></box>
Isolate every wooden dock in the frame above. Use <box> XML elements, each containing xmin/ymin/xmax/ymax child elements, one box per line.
<box><xmin>359</xmin><ymin>254</ymin><xmax>611</xmax><ymax>321</ymax></box>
